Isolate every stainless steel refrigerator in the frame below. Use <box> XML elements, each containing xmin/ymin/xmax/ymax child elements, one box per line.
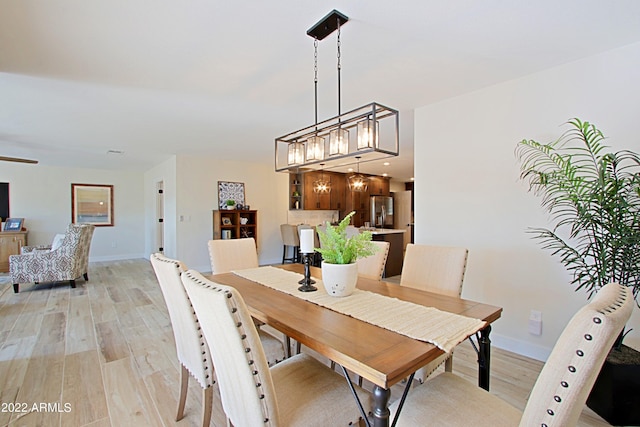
<box><xmin>370</xmin><ymin>196</ymin><xmax>393</xmax><ymax>228</ymax></box>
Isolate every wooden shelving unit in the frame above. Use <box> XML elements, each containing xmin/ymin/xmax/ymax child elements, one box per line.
<box><xmin>212</xmin><ymin>210</ymin><xmax>258</xmax><ymax>247</ymax></box>
<box><xmin>289</xmin><ymin>173</ymin><xmax>303</xmax><ymax>210</ymax></box>
<box><xmin>0</xmin><ymin>231</ymin><xmax>28</xmax><ymax>273</ymax></box>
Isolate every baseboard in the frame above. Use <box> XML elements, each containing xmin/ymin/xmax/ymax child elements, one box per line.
<box><xmin>491</xmin><ymin>332</ymin><xmax>551</xmax><ymax>362</ymax></box>
<box><xmin>89</xmin><ymin>253</ymin><xmax>147</xmax><ymax>262</ymax></box>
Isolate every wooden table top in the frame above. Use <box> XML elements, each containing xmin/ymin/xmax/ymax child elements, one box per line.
<box><xmin>208</xmin><ymin>264</ymin><xmax>502</xmax><ymax>389</ymax></box>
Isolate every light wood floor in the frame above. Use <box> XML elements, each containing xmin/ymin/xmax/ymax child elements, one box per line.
<box><xmin>0</xmin><ymin>259</ymin><xmax>610</xmax><ymax>426</ymax></box>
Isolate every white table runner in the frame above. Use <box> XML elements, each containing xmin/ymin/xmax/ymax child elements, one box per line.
<box><xmin>233</xmin><ymin>266</ymin><xmax>487</xmax><ymax>353</ymax></box>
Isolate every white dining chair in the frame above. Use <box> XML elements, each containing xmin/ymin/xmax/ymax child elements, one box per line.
<box><xmin>181</xmin><ymin>269</ymin><xmax>372</xmax><ymax>426</ymax></box>
<box><xmin>400</xmin><ymin>243</ymin><xmax>469</xmax><ymax>383</ymax></box>
<box><xmin>389</xmin><ymin>282</ymin><xmax>633</xmax><ymax>427</ymax></box>
<box><xmin>207</xmin><ymin>237</ymin><xmax>259</xmax><ymax>273</ymax></box>
<box><xmin>356</xmin><ymin>240</ymin><xmax>390</xmax><ymax>280</ymax></box>
<box><xmin>206</xmin><ymin>238</ymin><xmax>287</xmax><ymax>364</ymax></box>
<box><xmin>149</xmin><ymin>253</ymin><xmax>216</xmax><ymax>427</ymax></box>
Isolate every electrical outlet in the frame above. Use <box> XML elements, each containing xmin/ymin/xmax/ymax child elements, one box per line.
<box><xmin>529</xmin><ymin>310</ymin><xmax>542</xmax><ymax>335</ymax></box>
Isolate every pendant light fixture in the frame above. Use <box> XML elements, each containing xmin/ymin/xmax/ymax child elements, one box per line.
<box><xmin>287</xmin><ymin>141</ymin><xmax>304</xmax><ymax>165</ymax></box>
<box><xmin>357</xmin><ymin>117</ymin><xmax>379</xmax><ymax>149</ymax></box>
<box><xmin>313</xmin><ymin>164</ymin><xmax>332</xmax><ymax>194</ymax></box>
<box><xmin>348</xmin><ymin>156</ymin><xmax>368</xmax><ymax>192</ymax></box>
<box><xmin>275</xmin><ymin>10</ymin><xmax>399</xmax><ymax>174</ymax></box>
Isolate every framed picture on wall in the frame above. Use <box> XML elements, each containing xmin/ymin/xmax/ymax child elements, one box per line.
<box><xmin>3</xmin><ymin>217</ymin><xmax>24</xmax><ymax>231</ymax></box>
<box><xmin>72</xmin><ymin>183</ymin><xmax>114</xmax><ymax>226</ymax></box>
<box><xmin>218</xmin><ymin>181</ymin><xmax>245</xmax><ymax>209</ymax></box>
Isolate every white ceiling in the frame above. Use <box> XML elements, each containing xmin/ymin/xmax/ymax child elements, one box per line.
<box><xmin>2</xmin><ymin>1</ymin><xmax>640</xmax><ymax>182</ymax></box>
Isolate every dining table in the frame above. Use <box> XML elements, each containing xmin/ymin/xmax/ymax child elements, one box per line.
<box><xmin>207</xmin><ymin>263</ymin><xmax>502</xmax><ymax>427</ymax></box>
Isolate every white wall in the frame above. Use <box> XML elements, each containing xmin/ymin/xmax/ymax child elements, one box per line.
<box><xmin>1</xmin><ymin>162</ymin><xmax>145</xmax><ymax>260</ymax></box>
<box><xmin>414</xmin><ymin>42</ymin><xmax>640</xmax><ymax>360</ymax></box>
<box><xmin>153</xmin><ymin>155</ymin><xmax>289</xmax><ymax>272</ymax></box>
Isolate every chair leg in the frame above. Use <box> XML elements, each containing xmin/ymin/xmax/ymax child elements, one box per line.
<box><xmin>201</xmin><ymin>386</ymin><xmax>213</xmax><ymax>427</ymax></box>
<box><xmin>282</xmin><ymin>246</ymin><xmax>287</xmax><ymax>264</ymax></box>
<box><xmin>13</xmin><ymin>283</ymin><xmax>19</xmax><ymax>293</ymax></box>
<box><xmin>295</xmin><ymin>341</ymin><xmax>301</xmax><ymax>355</ymax></box>
<box><xmin>70</xmin><ymin>279</ymin><xmax>76</xmax><ymax>288</ymax></box>
<box><xmin>285</xmin><ymin>336</ymin><xmax>292</xmax><ymax>358</ymax></box>
<box><xmin>176</xmin><ymin>364</ymin><xmax>189</xmax><ymax>421</ymax></box>
<box><xmin>444</xmin><ymin>355</ymin><xmax>453</xmax><ymax>372</ymax></box>
<box><xmin>83</xmin><ymin>272</ymin><xmax>89</xmax><ymax>281</ymax></box>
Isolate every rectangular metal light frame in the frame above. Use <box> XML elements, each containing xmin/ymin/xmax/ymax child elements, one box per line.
<box><xmin>275</xmin><ymin>102</ymin><xmax>399</xmax><ymax>174</ymax></box>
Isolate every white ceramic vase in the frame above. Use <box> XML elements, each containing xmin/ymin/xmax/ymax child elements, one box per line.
<box><xmin>321</xmin><ymin>261</ymin><xmax>358</xmax><ymax>297</ymax></box>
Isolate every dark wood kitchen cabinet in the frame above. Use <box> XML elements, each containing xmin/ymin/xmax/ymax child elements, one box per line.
<box><xmin>303</xmin><ymin>171</ymin><xmax>345</xmax><ymax>211</ymax></box>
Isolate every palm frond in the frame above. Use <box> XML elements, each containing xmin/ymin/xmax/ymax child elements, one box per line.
<box><xmin>517</xmin><ymin>119</ymin><xmax>640</xmax><ymax>309</ymax></box>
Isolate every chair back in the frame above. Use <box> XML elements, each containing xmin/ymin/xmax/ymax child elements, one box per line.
<box><xmin>519</xmin><ymin>282</ymin><xmax>633</xmax><ymax>427</ymax></box>
<box><xmin>280</xmin><ymin>224</ymin><xmax>299</xmax><ymax>247</ymax></box>
<box><xmin>400</xmin><ymin>244</ymin><xmax>468</xmax><ymax>297</ymax></box>
<box><xmin>356</xmin><ymin>241</ymin><xmax>390</xmax><ymax>280</ymax></box>
<box><xmin>149</xmin><ymin>253</ymin><xmax>215</xmax><ymax>389</ymax></box>
<box><xmin>316</xmin><ymin>224</ymin><xmax>327</xmax><ymax>248</ymax></box>
<box><xmin>208</xmin><ymin>238</ymin><xmax>259</xmax><ymax>274</ymax></box>
<box><xmin>56</xmin><ymin>223</ymin><xmax>95</xmax><ymax>278</ymax></box>
<box><xmin>74</xmin><ymin>224</ymin><xmax>95</xmax><ymax>276</ymax></box>
<box><xmin>182</xmin><ymin>270</ymin><xmax>280</xmax><ymax>427</ymax></box>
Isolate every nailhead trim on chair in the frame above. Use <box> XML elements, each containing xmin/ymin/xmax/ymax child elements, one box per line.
<box><xmin>184</xmin><ymin>271</ymin><xmax>274</xmax><ymax>425</ymax></box>
<box><xmin>537</xmin><ymin>284</ymin><xmax>629</xmax><ymax>426</ymax></box>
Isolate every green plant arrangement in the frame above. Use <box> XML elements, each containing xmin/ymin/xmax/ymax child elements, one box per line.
<box><xmin>225</xmin><ymin>199</ymin><xmax>236</xmax><ymax>209</ymax></box>
<box><xmin>315</xmin><ymin>211</ymin><xmax>378</xmax><ymax>264</ymax></box>
<box><xmin>516</xmin><ymin>118</ymin><xmax>640</xmax><ymax>344</ymax></box>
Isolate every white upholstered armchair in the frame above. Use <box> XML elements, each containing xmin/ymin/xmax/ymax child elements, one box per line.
<box><xmin>10</xmin><ymin>223</ymin><xmax>95</xmax><ymax>293</ymax></box>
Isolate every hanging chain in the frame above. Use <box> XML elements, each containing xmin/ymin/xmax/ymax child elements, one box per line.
<box><xmin>314</xmin><ymin>38</ymin><xmax>319</xmax><ymax>127</ymax></box>
<box><xmin>336</xmin><ymin>18</ymin><xmax>342</xmax><ymax>116</ymax></box>
<box><xmin>314</xmin><ymin>38</ymin><xmax>318</xmax><ymax>85</ymax></box>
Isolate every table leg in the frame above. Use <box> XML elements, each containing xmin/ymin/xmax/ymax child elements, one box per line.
<box><xmin>478</xmin><ymin>324</ymin><xmax>491</xmax><ymax>391</ymax></box>
<box><xmin>372</xmin><ymin>385</ymin><xmax>391</xmax><ymax>427</ymax></box>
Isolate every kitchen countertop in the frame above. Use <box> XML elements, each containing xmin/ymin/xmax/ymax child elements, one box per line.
<box><xmin>361</xmin><ymin>228</ymin><xmax>405</xmax><ymax>235</ymax></box>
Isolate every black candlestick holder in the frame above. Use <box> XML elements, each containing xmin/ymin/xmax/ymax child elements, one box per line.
<box><xmin>298</xmin><ymin>253</ymin><xmax>317</xmax><ymax>292</ymax></box>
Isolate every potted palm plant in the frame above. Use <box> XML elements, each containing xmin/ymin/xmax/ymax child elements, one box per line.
<box><xmin>315</xmin><ymin>211</ymin><xmax>378</xmax><ymax>297</ymax></box>
<box><xmin>516</xmin><ymin>118</ymin><xmax>640</xmax><ymax>425</ymax></box>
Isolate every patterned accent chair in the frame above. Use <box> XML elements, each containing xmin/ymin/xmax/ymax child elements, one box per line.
<box><xmin>10</xmin><ymin>223</ymin><xmax>95</xmax><ymax>293</ymax></box>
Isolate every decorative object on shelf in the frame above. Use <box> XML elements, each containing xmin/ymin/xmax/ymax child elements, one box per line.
<box><xmin>315</xmin><ymin>211</ymin><xmax>377</xmax><ymax>297</ymax></box>
<box><xmin>348</xmin><ymin>156</ymin><xmax>368</xmax><ymax>192</ymax></box>
<box><xmin>297</xmin><ymin>228</ymin><xmax>317</xmax><ymax>292</ymax></box>
<box><xmin>212</xmin><ymin>210</ymin><xmax>258</xmax><ymax>246</ymax></box>
<box><xmin>218</xmin><ymin>181</ymin><xmax>245</xmax><ymax>210</ymax></box>
<box><xmin>516</xmin><ymin>118</ymin><xmax>640</xmax><ymax>425</ymax></box>
<box><xmin>274</xmin><ymin>10</ymin><xmax>399</xmax><ymax>175</ymax></box>
<box><xmin>3</xmin><ymin>217</ymin><xmax>24</xmax><ymax>231</ymax></box>
<box><xmin>71</xmin><ymin>184</ymin><xmax>114</xmax><ymax>226</ymax></box>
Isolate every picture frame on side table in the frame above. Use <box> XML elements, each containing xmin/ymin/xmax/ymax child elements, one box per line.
<box><xmin>3</xmin><ymin>217</ymin><xmax>24</xmax><ymax>231</ymax></box>
<box><xmin>72</xmin><ymin>183</ymin><xmax>114</xmax><ymax>226</ymax></box>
